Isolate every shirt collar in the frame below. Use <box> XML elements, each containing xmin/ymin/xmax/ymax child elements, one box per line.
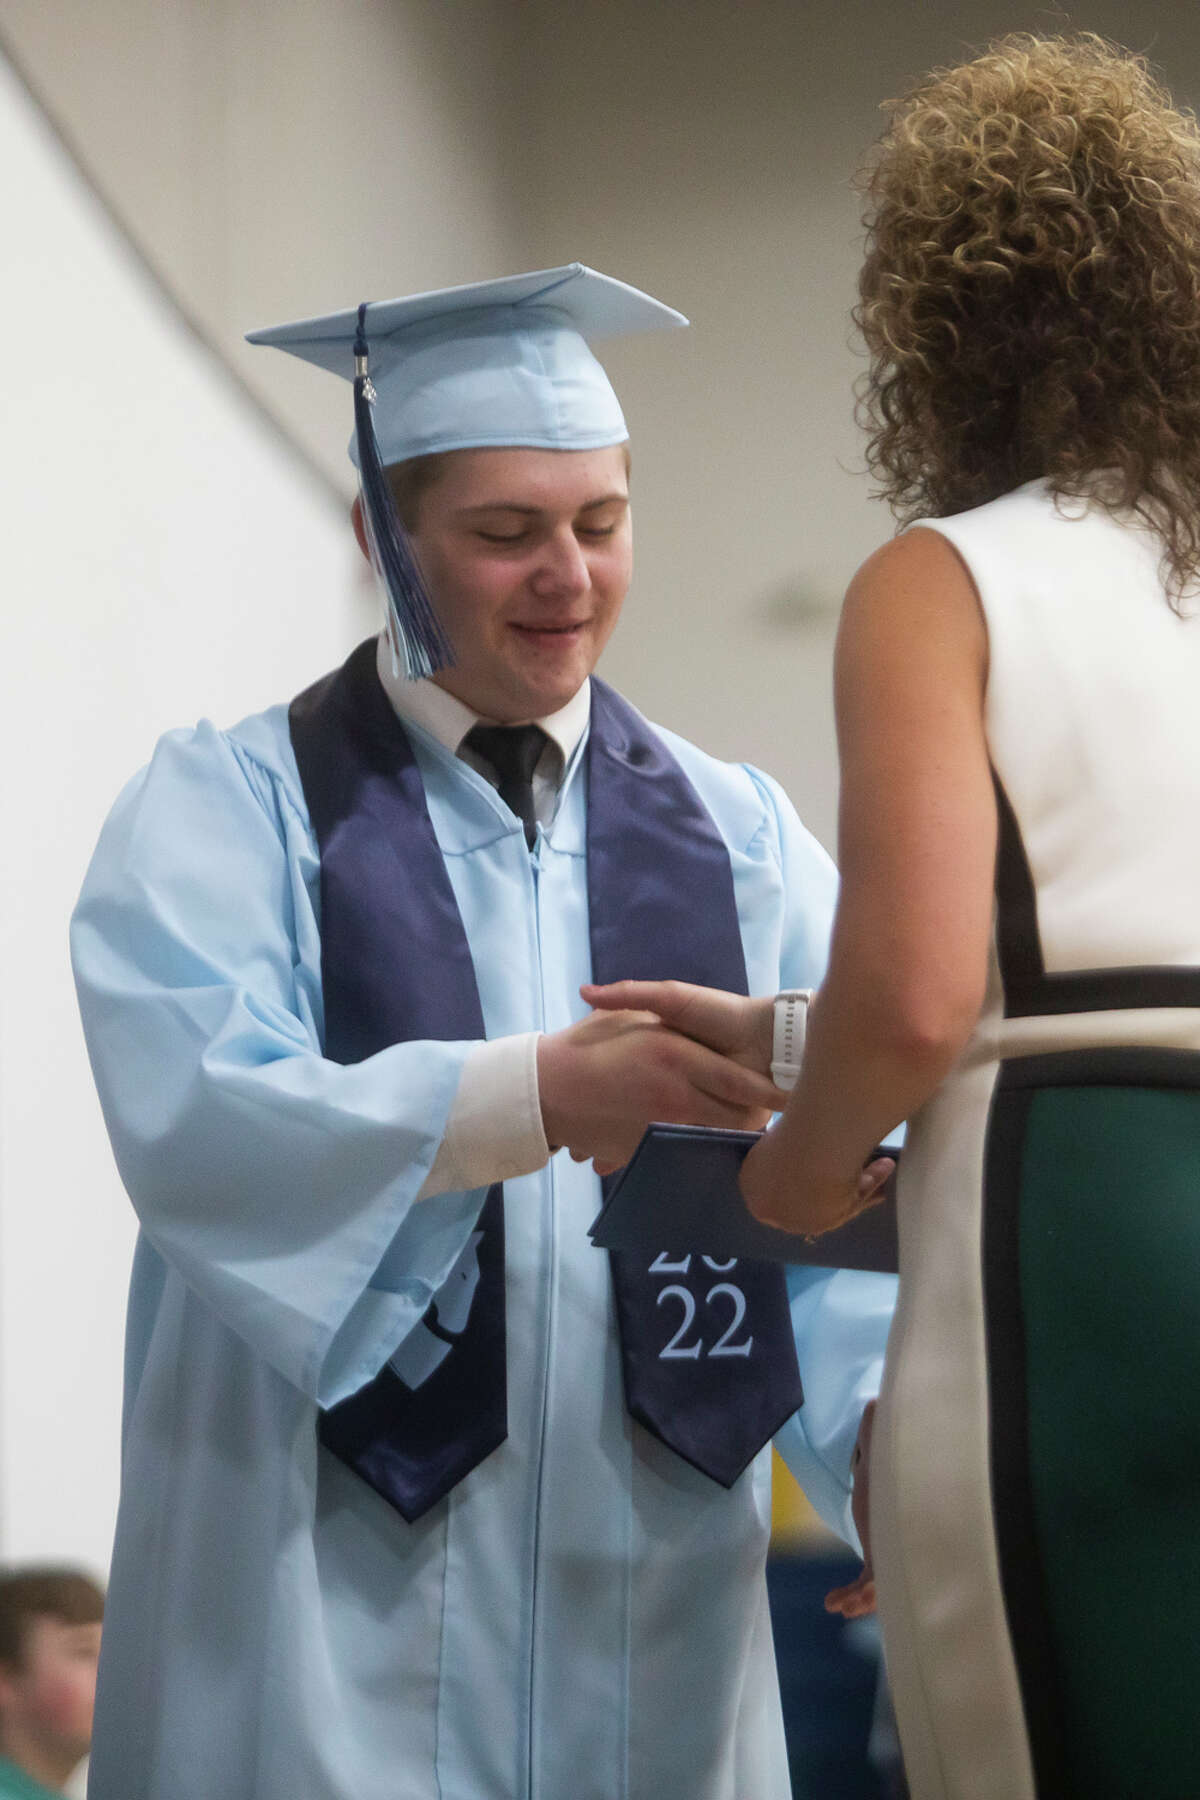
<box><xmin>374</xmin><ymin>631</ymin><xmax>592</xmax><ymax>768</ymax></box>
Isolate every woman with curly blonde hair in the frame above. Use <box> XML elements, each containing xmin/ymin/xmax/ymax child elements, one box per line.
<box><xmin>588</xmin><ymin>31</ymin><xmax>1200</xmax><ymax>1800</ymax></box>
<box><xmin>764</xmin><ymin>33</ymin><xmax>1200</xmax><ymax>1800</ymax></box>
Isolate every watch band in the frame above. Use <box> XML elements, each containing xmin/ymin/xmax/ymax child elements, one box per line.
<box><xmin>771</xmin><ymin>989</ymin><xmax>813</xmax><ymax>1091</ymax></box>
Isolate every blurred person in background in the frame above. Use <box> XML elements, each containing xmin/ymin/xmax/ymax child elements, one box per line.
<box><xmin>590</xmin><ymin>32</ymin><xmax>1200</xmax><ymax>1800</ymax></box>
<box><xmin>0</xmin><ymin>1569</ymin><xmax>103</xmax><ymax>1800</ymax></box>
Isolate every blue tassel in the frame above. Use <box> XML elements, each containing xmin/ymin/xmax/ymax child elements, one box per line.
<box><xmin>353</xmin><ymin>303</ymin><xmax>453</xmax><ymax>680</ymax></box>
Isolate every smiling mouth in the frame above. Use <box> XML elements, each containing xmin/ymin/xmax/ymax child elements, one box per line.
<box><xmin>510</xmin><ymin>621</ymin><xmax>586</xmax><ymax>637</ymax></box>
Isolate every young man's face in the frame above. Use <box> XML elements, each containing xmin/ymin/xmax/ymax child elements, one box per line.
<box><xmin>409</xmin><ymin>445</ymin><xmax>633</xmax><ymax>722</ymax></box>
<box><xmin>0</xmin><ymin>1615</ymin><xmax>102</xmax><ymax>1769</ymax></box>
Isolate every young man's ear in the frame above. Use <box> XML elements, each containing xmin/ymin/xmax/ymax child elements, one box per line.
<box><xmin>351</xmin><ymin>496</ymin><xmax>370</xmax><ymax>564</ymax></box>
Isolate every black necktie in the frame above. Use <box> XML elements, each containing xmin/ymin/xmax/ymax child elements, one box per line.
<box><xmin>465</xmin><ymin>723</ymin><xmax>549</xmax><ymax>848</ymax></box>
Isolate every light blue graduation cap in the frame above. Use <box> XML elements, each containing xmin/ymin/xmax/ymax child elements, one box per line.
<box><xmin>247</xmin><ymin>264</ymin><xmax>687</xmax><ymax>678</ymax></box>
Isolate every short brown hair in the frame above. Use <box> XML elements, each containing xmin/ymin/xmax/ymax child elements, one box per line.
<box><xmin>384</xmin><ymin>453</ymin><xmax>458</xmax><ymax>533</ymax></box>
<box><xmin>0</xmin><ymin>1569</ymin><xmax>104</xmax><ymax>1668</ymax></box>
<box><xmin>384</xmin><ymin>443</ymin><xmax>633</xmax><ymax>533</ymax></box>
<box><xmin>856</xmin><ymin>33</ymin><xmax>1200</xmax><ymax>599</ymax></box>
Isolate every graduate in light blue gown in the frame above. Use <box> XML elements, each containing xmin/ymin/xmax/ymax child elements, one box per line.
<box><xmin>71</xmin><ymin>264</ymin><xmax>897</xmax><ymax>1800</ymax></box>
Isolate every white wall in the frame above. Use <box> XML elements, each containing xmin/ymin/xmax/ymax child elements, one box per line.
<box><xmin>0</xmin><ymin>0</ymin><xmax>523</xmax><ymax>493</ymax></box>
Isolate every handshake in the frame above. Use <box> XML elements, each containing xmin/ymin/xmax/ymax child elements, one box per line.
<box><xmin>537</xmin><ymin>980</ymin><xmax>782</xmax><ymax>1178</ymax></box>
<box><xmin>539</xmin><ymin>980</ymin><xmax>895</xmax><ymax>1241</ymax></box>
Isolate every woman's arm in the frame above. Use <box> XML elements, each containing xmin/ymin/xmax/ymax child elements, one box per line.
<box><xmin>740</xmin><ymin>525</ymin><xmax>996</xmax><ymax>1232</ymax></box>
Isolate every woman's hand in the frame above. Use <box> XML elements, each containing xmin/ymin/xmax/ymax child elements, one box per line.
<box><xmin>739</xmin><ymin>1122</ymin><xmax>894</xmax><ymax>1236</ymax></box>
<box><xmin>580</xmin><ymin>980</ymin><xmax>775</xmax><ymax>1076</ymax></box>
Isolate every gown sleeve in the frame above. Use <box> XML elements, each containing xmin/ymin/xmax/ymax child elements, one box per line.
<box><xmin>746</xmin><ymin>768</ymin><xmax>898</xmax><ymax>1547</ymax></box>
<box><xmin>70</xmin><ymin>718</ymin><xmax>493</xmax><ymax>1409</ymax></box>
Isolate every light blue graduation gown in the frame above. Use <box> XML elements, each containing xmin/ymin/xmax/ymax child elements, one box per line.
<box><xmin>71</xmin><ymin>685</ymin><xmax>896</xmax><ymax>1800</ymax></box>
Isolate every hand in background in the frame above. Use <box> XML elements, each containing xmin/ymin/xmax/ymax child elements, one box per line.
<box><xmin>538</xmin><ymin>1008</ymin><xmax>786</xmax><ymax>1172</ymax></box>
<box><xmin>580</xmin><ymin>980</ymin><xmax>775</xmax><ymax>1076</ymax></box>
<box><xmin>825</xmin><ymin>1399</ymin><xmax>877</xmax><ymax>1619</ymax></box>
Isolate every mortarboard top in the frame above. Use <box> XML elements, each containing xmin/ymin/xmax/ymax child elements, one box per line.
<box><xmin>245</xmin><ymin>262</ymin><xmax>688</xmax><ymax>467</ymax></box>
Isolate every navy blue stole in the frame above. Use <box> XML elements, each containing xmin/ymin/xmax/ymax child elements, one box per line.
<box><xmin>289</xmin><ymin>640</ymin><xmax>803</xmax><ymax>1520</ymax></box>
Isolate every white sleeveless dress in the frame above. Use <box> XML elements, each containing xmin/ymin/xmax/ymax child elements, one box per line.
<box><xmin>872</xmin><ymin>480</ymin><xmax>1200</xmax><ymax>1800</ymax></box>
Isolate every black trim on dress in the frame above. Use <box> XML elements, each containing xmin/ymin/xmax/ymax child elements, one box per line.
<box><xmin>1000</xmin><ymin>1047</ymin><xmax>1200</xmax><ymax>1090</ymax></box>
<box><xmin>982</xmin><ymin>1077</ymin><xmax>1074</xmax><ymax>1799</ymax></box>
<box><xmin>992</xmin><ymin>772</ymin><xmax>1200</xmax><ymax>1015</ymax></box>
<box><xmin>992</xmin><ymin>774</ymin><xmax>1044</xmax><ymax>1011</ymax></box>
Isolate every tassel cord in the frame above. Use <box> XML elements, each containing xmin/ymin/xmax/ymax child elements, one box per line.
<box><xmin>354</xmin><ymin>303</ymin><xmax>454</xmax><ymax>680</ymax></box>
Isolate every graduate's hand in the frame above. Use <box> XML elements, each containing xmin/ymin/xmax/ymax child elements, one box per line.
<box><xmin>739</xmin><ymin>1119</ymin><xmax>894</xmax><ymax>1237</ymax></box>
<box><xmin>825</xmin><ymin>1401</ymin><xmax>877</xmax><ymax>1619</ymax></box>
<box><xmin>538</xmin><ymin>1009</ymin><xmax>787</xmax><ymax>1170</ymax></box>
<box><xmin>579</xmin><ymin>981</ymin><xmax>774</xmax><ymax>1077</ymax></box>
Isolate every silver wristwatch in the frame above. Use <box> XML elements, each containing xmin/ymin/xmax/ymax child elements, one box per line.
<box><xmin>771</xmin><ymin>989</ymin><xmax>813</xmax><ymax>1091</ymax></box>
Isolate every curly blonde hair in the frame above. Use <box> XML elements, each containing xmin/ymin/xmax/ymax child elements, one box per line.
<box><xmin>856</xmin><ymin>33</ymin><xmax>1200</xmax><ymax>597</ymax></box>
